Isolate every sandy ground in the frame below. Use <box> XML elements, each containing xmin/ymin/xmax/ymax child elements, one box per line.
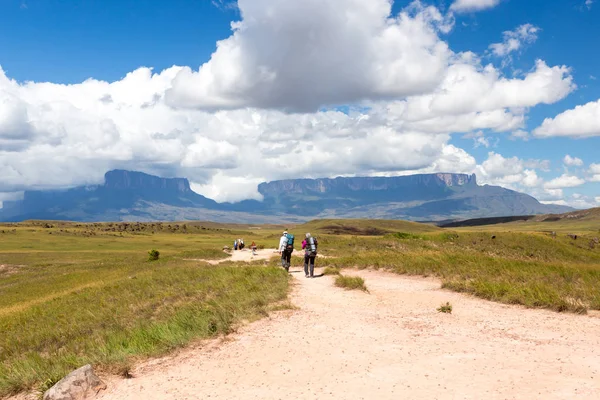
<box><xmin>190</xmin><ymin>248</ymin><xmax>327</xmax><ymax>265</ymax></box>
<box><xmin>93</xmin><ymin>259</ymin><xmax>600</xmax><ymax>400</ymax></box>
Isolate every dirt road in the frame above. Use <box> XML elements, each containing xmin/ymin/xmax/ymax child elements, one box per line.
<box><xmin>95</xmin><ymin>266</ymin><xmax>600</xmax><ymax>399</ymax></box>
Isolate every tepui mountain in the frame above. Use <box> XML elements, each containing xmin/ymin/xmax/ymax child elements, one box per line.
<box><xmin>0</xmin><ymin>169</ymin><xmax>573</xmax><ymax>223</ymax></box>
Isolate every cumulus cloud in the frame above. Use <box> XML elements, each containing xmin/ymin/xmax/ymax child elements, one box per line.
<box><xmin>398</xmin><ymin>60</ymin><xmax>574</xmax><ymax>118</ymax></box>
<box><xmin>0</xmin><ymin>0</ymin><xmax>582</xmax><ymax>204</ymax></box>
<box><xmin>589</xmin><ymin>164</ymin><xmax>600</xmax><ymax>182</ymax></box>
<box><xmin>166</xmin><ymin>0</ymin><xmax>452</xmax><ymax>112</ymax></box>
<box><xmin>544</xmin><ymin>174</ymin><xmax>586</xmax><ymax>189</ymax></box>
<box><xmin>563</xmin><ymin>155</ymin><xmax>584</xmax><ymax>167</ymax></box>
<box><xmin>489</xmin><ymin>24</ymin><xmax>540</xmax><ymax>57</ymax></box>
<box><xmin>534</xmin><ymin>99</ymin><xmax>600</xmax><ymax>138</ymax></box>
<box><xmin>450</xmin><ymin>0</ymin><xmax>501</xmax><ymax>13</ymax></box>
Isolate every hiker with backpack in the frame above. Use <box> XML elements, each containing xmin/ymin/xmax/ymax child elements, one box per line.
<box><xmin>279</xmin><ymin>230</ymin><xmax>294</xmax><ymax>272</ymax></box>
<box><xmin>302</xmin><ymin>233</ymin><xmax>318</xmax><ymax>278</ymax></box>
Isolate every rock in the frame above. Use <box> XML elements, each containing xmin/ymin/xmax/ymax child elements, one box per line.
<box><xmin>43</xmin><ymin>364</ymin><xmax>106</xmax><ymax>400</ymax></box>
<box><xmin>568</xmin><ymin>234</ymin><xmax>578</xmax><ymax>240</ymax></box>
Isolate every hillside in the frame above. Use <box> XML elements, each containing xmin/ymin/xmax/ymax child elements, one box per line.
<box><xmin>442</xmin><ymin>207</ymin><xmax>600</xmax><ymax>233</ymax></box>
<box><xmin>0</xmin><ymin>170</ymin><xmax>574</xmax><ymax>222</ymax></box>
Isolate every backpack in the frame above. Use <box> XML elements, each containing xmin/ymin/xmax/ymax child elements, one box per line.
<box><xmin>285</xmin><ymin>233</ymin><xmax>295</xmax><ymax>249</ymax></box>
<box><xmin>308</xmin><ymin>236</ymin><xmax>317</xmax><ymax>255</ymax></box>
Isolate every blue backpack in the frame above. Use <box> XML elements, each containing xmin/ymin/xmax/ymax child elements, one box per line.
<box><xmin>285</xmin><ymin>233</ymin><xmax>295</xmax><ymax>248</ymax></box>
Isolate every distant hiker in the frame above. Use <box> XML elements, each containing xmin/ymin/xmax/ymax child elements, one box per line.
<box><xmin>239</xmin><ymin>238</ymin><xmax>245</xmax><ymax>250</ymax></box>
<box><xmin>233</xmin><ymin>239</ymin><xmax>238</xmax><ymax>251</ymax></box>
<box><xmin>279</xmin><ymin>231</ymin><xmax>294</xmax><ymax>272</ymax></box>
<box><xmin>302</xmin><ymin>233</ymin><xmax>318</xmax><ymax>278</ymax></box>
<box><xmin>251</xmin><ymin>241</ymin><xmax>257</xmax><ymax>255</ymax></box>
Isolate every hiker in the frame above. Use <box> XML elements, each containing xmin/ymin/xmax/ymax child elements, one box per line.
<box><xmin>279</xmin><ymin>230</ymin><xmax>294</xmax><ymax>272</ymax></box>
<box><xmin>251</xmin><ymin>241</ymin><xmax>257</xmax><ymax>255</ymax></box>
<box><xmin>239</xmin><ymin>238</ymin><xmax>245</xmax><ymax>250</ymax></box>
<box><xmin>233</xmin><ymin>239</ymin><xmax>238</xmax><ymax>251</ymax></box>
<box><xmin>302</xmin><ymin>232</ymin><xmax>318</xmax><ymax>278</ymax></box>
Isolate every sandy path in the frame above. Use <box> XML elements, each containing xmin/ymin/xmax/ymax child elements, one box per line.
<box><xmin>190</xmin><ymin>248</ymin><xmax>327</xmax><ymax>264</ymax></box>
<box><xmin>95</xmin><ymin>268</ymin><xmax>600</xmax><ymax>400</ymax></box>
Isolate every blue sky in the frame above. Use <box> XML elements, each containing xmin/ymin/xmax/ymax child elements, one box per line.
<box><xmin>0</xmin><ymin>0</ymin><xmax>599</xmax><ymax>207</ymax></box>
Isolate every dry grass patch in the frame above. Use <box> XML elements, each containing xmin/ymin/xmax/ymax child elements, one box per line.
<box><xmin>335</xmin><ymin>275</ymin><xmax>368</xmax><ymax>292</ymax></box>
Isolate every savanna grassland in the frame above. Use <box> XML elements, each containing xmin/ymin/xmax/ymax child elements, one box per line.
<box><xmin>1</xmin><ymin>212</ymin><xmax>600</xmax><ymax>397</ymax></box>
<box><xmin>0</xmin><ymin>221</ymin><xmax>289</xmax><ymax>397</ymax></box>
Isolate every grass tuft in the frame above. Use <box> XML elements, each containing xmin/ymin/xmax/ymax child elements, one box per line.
<box><xmin>322</xmin><ymin>266</ymin><xmax>341</xmax><ymax>276</ymax></box>
<box><xmin>437</xmin><ymin>302</ymin><xmax>453</xmax><ymax>314</ymax></box>
<box><xmin>335</xmin><ymin>275</ymin><xmax>368</xmax><ymax>292</ymax></box>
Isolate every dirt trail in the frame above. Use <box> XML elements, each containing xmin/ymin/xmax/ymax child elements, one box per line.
<box><xmin>95</xmin><ymin>268</ymin><xmax>600</xmax><ymax>400</ymax></box>
<box><xmin>192</xmin><ymin>249</ymin><xmax>278</xmax><ymax>264</ymax></box>
<box><xmin>191</xmin><ymin>248</ymin><xmax>328</xmax><ymax>265</ymax></box>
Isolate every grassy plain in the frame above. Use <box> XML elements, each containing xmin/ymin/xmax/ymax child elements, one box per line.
<box><xmin>0</xmin><ymin>221</ymin><xmax>288</xmax><ymax>397</ymax></box>
<box><xmin>1</xmin><ymin>212</ymin><xmax>600</xmax><ymax>397</ymax></box>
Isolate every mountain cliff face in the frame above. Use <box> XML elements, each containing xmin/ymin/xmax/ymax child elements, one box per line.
<box><xmin>104</xmin><ymin>170</ymin><xmax>192</xmax><ymax>192</ymax></box>
<box><xmin>258</xmin><ymin>173</ymin><xmax>477</xmax><ymax>195</ymax></box>
<box><xmin>0</xmin><ymin>170</ymin><xmax>217</xmax><ymax>222</ymax></box>
<box><xmin>0</xmin><ymin>170</ymin><xmax>573</xmax><ymax>222</ymax></box>
<box><xmin>245</xmin><ymin>173</ymin><xmax>569</xmax><ymax>220</ymax></box>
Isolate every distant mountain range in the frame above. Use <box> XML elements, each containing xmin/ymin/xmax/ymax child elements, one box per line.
<box><xmin>0</xmin><ymin>169</ymin><xmax>573</xmax><ymax>223</ymax></box>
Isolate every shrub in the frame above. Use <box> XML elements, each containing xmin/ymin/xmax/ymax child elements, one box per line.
<box><xmin>148</xmin><ymin>249</ymin><xmax>160</xmax><ymax>261</ymax></box>
<box><xmin>335</xmin><ymin>275</ymin><xmax>368</xmax><ymax>292</ymax></box>
<box><xmin>437</xmin><ymin>302</ymin><xmax>452</xmax><ymax>314</ymax></box>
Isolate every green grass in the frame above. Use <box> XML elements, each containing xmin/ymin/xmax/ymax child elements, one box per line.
<box><xmin>334</xmin><ymin>275</ymin><xmax>368</xmax><ymax>292</ymax></box>
<box><xmin>315</xmin><ymin>229</ymin><xmax>600</xmax><ymax>313</ymax></box>
<box><xmin>3</xmin><ymin>214</ymin><xmax>600</xmax><ymax>397</ymax></box>
<box><xmin>437</xmin><ymin>302</ymin><xmax>452</xmax><ymax>314</ymax></box>
<box><xmin>322</xmin><ymin>266</ymin><xmax>341</xmax><ymax>276</ymax></box>
<box><xmin>0</xmin><ymin>223</ymin><xmax>288</xmax><ymax>397</ymax></box>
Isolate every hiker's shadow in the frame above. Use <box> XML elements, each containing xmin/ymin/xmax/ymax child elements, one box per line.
<box><xmin>311</xmin><ymin>273</ymin><xmax>325</xmax><ymax>278</ymax></box>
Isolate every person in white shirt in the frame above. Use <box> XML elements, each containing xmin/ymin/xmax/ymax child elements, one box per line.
<box><xmin>279</xmin><ymin>231</ymin><xmax>293</xmax><ymax>271</ymax></box>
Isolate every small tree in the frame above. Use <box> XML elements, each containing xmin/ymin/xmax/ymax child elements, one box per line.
<box><xmin>148</xmin><ymin>249</ymin><xmax>160</xmax><ymax>261</ymax></box>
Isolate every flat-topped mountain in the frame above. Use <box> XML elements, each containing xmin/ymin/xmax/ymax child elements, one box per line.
<box><xmin>0</xmin><ymin>170</ymin><xmax>573</xmax><ymax>222</ymax></box>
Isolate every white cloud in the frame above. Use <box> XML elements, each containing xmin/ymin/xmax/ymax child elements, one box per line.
<box><xmin>0</xmin><ymin>1</ymin><xmax>582</xmax><ymax>204</ymax></box>
<box><xmin>544</xmin><ymin>174</ymin><xmax>586</xmax><ymax>189</ymax></box>
<box><xmin>523</xmin><ymin>159</ymin><xmax>551</xmax><ymax>172</ymax></box>
<box><xmin>589</xmin><ymin>164</ymin><xmax>600</xmax><ymax>182</ymax></box>
<box><xmin>521</xmin><ymin>169</ymin><xmax>543</xmax><ymax>187</ymax></box>
<box><xmin>463</xmin><ymin>131</ymin><xmax>493</xmax><ymax>148</ymax></box>
<box><xmin>479</xmin><ymin>152</ymin><xmax>524</xmax><ymax>179</ymax></box>
<box><xmin>402</xmin><ymin>60</ymin><xmax>574</xmax><ymax>117</ymax></box>
<box><xmin>475</xmin><ymin>152</ymin><xmax>541</xmax><ymax>189</ymax></box>
<box><xmin>489</xmin><ymin>24</ymin><xmax>540</xmax><ymax>57</ymax></box>
<box><xmin>565</xmin><ymin>194</ymin><xmax>597</xmax><ymax>209</ymax></box>
<box><xmin>543</xmin><ymin>189</ymin><xmax>564</xmax><ymax>199</ymax></box>
<box><xmin>586</xmin><ymin>0</ymin><xmax>594</xmax><ymax>10</ymax></box>
<box><xmin>563</xmin><ymin>155</ymin><xmax>584</xmax><ymax>167</ymax></box>
<box><xmin>166</xmin><ymin>0</ymin><xmax>453</xmax><ymax>112</ymax></box>
<box><xmin>541</xmin><ymin>199</ymin><xmax>568</xmax><ymax>206</ymax></box>
<box><xmin>510</xmin><ymin>129</ymin><xmax>529</xmax><ymax>140</ymax></box>
<box><xmin>596</xmin><ymin>196</ymin><xmax>600</xmax><ymax>204</ymax></box>
<box><xmin>451</xmin><ymin>0</ymin><xmax>501</xmax><ymax>13</ymax></box>
<box><xmin>534</xmin><ymin>99</ymin><xmax>600</xmax><ymax>138</ymax></box>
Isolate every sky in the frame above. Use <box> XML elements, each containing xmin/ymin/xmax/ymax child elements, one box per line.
<box><xmin>1</xmin><ymin>0</ymin><xmax>599</xmax><ymax>208</ymax></box>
